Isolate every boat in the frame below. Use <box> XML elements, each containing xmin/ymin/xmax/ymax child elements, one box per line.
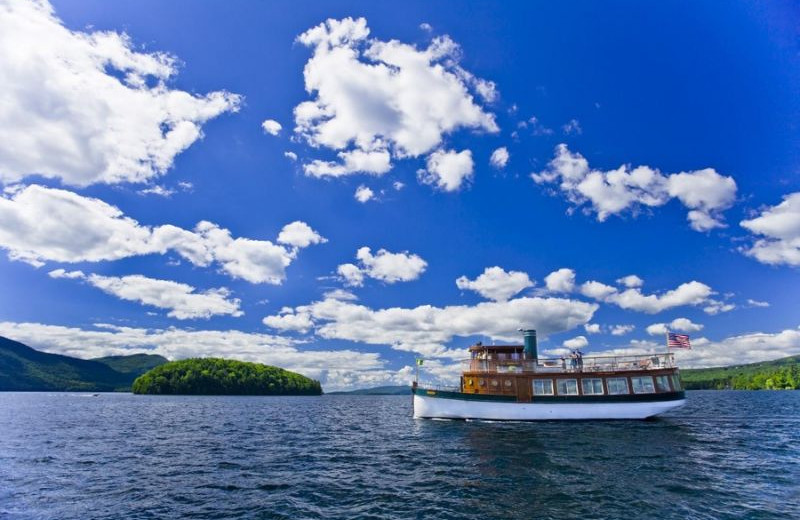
<box><xmin>412</xmin><ymin>329</ymin><xmax>686</xmax><ymax>420</ymax></box>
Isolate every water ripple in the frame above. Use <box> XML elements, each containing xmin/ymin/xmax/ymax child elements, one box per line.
<box><xmin>1</xmin><ymin>391</ymin><xmax>798</xmax><ymax>519</ymax></box>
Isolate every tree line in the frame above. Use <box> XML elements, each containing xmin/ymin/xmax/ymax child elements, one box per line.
<box><xmin>132</xmin><ymin>358</ymin><xmax>322</xmax><ymax>395</ymax></box>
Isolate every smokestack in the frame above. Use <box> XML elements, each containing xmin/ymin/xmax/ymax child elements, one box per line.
<box><xmin>522</xmin><ymin>329</ymin><xmax>537</xmax><ymax>361</ymax></box>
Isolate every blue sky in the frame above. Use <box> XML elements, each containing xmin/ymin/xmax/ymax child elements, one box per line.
<box><xmin>0</xmin><ymin>0</ymin><xmax>798</xmax><ymax>389</ymax></box>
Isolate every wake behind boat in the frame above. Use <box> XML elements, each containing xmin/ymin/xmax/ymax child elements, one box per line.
<box><xmin>413</xmin><ymin>329</ymin><xmax>686</xmax><ymax>420</ymax></box>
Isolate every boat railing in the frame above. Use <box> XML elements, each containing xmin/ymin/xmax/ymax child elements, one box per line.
<box><xmin>461</xmin><ymin>353</ymin><xmax>675</xmax><ymax>374</ymax></box>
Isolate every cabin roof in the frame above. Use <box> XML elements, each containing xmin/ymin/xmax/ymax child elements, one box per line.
<box><xmin>468</xmin><ymin>344</ymin><xmax>524</xmax><ymax>352</ymax></box>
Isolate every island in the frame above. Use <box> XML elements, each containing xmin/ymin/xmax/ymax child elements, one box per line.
<box><xmin>131</xmin><ymin>358</ymin><xmax>322</xmax><ymax>395</ymax></box>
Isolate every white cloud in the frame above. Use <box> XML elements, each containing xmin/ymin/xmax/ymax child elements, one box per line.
<box><xmin>580</xmin><ymin>280</ymin><xmax>617</xmax><ymax>300</ymax></box>
<box><xmin>393</xmin><ymin>181</ymin><xmax>405</xmax><ymax>191</ymax></box>
<box><xmin>339</xmin><ymin>247</ymin><xmax>427</xmax><ymax>285</ymax></box>
<box><xmin>261</xmin><ymin>119</ymin><xmax>282</xmax><ymax>135</ymax></box>
<box><xmin>544</xmin><ymin>268</ymin><xmax>575</xmax><ymax>293</ymax></box>
<box><xmin>277</xmin><ymin>221</ymin><xmax>327</xmax><ymax>248</ymax></box>
<box><xmin>294</xmin><ymin>17</ymin><xmax>497</xmax><ymax>180</ymax></box>
<box><xmin>563</xmin><ymin>336</ymin><xmax>588</xmax><ymax>349</ymax></box>
<box><xmin>740</xmin><ymin>192</ymin><xmax>800</xmax><ymax>266</ymax></box>
<box><xmin>562</xmin><ymin>119</ymin><xmax>582</xmax><ymax>135</ymax></box>
<box><xmin>419</xmin><ymin>22</ymin><xmax>433</xmax><ymax>32</ymax></box>
<box><xmin>53</xmin><ymin>271</ymin><xmax>242</xmax><ymax>320</ymax></box>
<box><xmin>703</xmin><ymin>298</ymin><xmax>736</xmax><ymax>315</ymax></box>
<box><xmin>418</xmin><ymin>149</ymin><xmax>474</xmax><ymax>192</ymax></box>
<box><xmin>584</xmin><ymin>323</ymin><xmax>601</xmax><ymax>334</ymax></box>
<box><xmin>47</xmin><ymin>268</ymin><xmax>85</xmax><ymax>279</ymax></box>
<box><xmin>532</xmin><ymin>144</ymin><xmax>737</xmax><ymax>231</ymax></box>
<box><xmin>354</xmin><ymin>185</ymin><xmax>375</xmax><ymax>203</ymax></box>
<box><xmin>601</xmin><ymin>327</ymin><xmax>800</xmax><ymax>369</ymax></box>
<box><xmin>337</xmin><ymin>263</ymin><xmax>365</xmax><ymax>287</ymax></box>
<box><xmin>610</xmin><ymin>324</ymin><xmax>635</xmax><ymax>336</ymax></box>
<box><xmin>0</xmin><ymin>0</ymin><xmax>240</xmax><ymax>187</ymax></box>
<box><xmin>489</xmin><ymin>147</ymin><xmax>509</xmax><ymax>169</ymax></box>
<box><xmin>284</xmin><ymin>151</ymin><xmax>298</xmax><ymax>161</ymax></box>
<box><xmin>455</xmin><ymin>266</ymin><xmax>534</xmax><ymax>302</ymax></box>
<box><xmin>138</xmin><ymin>185</ymin><xmax>175</xmax><ymax>198</ymax></box>
<box><xmin>646</xmin><ymin>317</ymin><xmax>704</xmax><ymax>336</ymax></box>
<box><xmin>262</xmin><ymin>307</ymin><xmax>314</xmax><ymax>333</ymax></box>
<box><xmin>616</xmin><ymin>274</ymin><xmax>644</xmax><ymax>288</ymax></box>
<box><xmin>0</xmin><ymin>321</ymin><xmax>389</xmax><ymax>391</ymax></box>
<box><xmin>263</xmin><ymin>294</ymin><xmax>598</xmax><ymax>359</ymax></box>
<box><xmin>747</xmin><ymin>299</ymin><xmax>770</xmax><ymax>308</ymax></box>
<box><xmin>606</xmin><ymin>281</ymin><xmax>713</xmax><ymax>314</ymax></box>
<box><xmin>303</xmin><ymin>149</ymin><xmax>392</xmax><ymax>178</ymax></box>
<box><xmin>322</xmin><ymin>289</ymin><xmax>358</xmax><ymax>301</ymax></box>
<box><xmin>0</xmin><ymin>185</ymin><xmax>323</xmax><ymax>283</ymax></box>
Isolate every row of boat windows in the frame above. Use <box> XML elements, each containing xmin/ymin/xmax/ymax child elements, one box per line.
<box><xmin>465</xmin><ymin>374</ymin><xmax>681</xmax><ymax>395</ymax></box>
<box><xmin>533</xmin><ymin>374</ymin><xmax>681</xmax><ymax>396</ymax></box>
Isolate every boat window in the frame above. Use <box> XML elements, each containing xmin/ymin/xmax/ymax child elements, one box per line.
<box><xmin>556</xmin><ymin>379</ymin><xmax>578</xmax><ymax>395</ymax></box>
<box><xmin>504</xmin><ymin>379</ymin><xmax>513</xmax><ymax>388</ymax></box>
<box><xmin>654</xmin><ymin>375</ymin><xmax>671</xmax><ymax>392</ymax></box>
<box><xmin>631</xmin><ymin>376</ymin><xmax>655</xmax><ymax>394</ymax></box>
<box><xmin>581</xmin><ymin>378</ymin><xmax>604</xmax><ymax>395</ymax></box>
<box><xmin>490</xmin><ymin>379</ymin><xmax>499</xmax><ymax>387</ymax></box>
<box><xmin>671</xmin><ymin>373</ymin><xmax>682</xmax><ymax>391</ymax></box>
<box><xmin>606</xmin><ymin>377</ymin><xmax>629</xmax><ymax>395</ymax></box>
<box><xmin>478</xmin><ymin>379</ymin><xmax>485</xmax><ymax>387</ymax></box>
<box><xmin>532</xmin><ymin>379</ymin><xmax>554</xmax><ymax>396</ymax></box>
<box><xmin>466</xmin><ymin>378</ymin><xmax>474</xmax><ymax>387</ymax></box>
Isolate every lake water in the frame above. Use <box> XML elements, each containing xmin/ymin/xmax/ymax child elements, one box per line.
<box><xmin>1</xmin><ymin>391</ymin><xmax>798</xmax><ymax>519</ymax></box>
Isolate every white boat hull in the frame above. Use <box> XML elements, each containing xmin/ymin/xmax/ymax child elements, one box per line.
<box><xmin>413</xmin><ymin>393</ymin><xmax>685</xmax><ymax>420</ymax></box>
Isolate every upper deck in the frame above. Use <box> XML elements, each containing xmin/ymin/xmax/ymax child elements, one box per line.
<box><xmin>463</xmin><ymin>344</ymin><xmax>676</xmax><ymax>375</ymax></box>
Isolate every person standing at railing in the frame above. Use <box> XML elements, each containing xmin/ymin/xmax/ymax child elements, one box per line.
<box><xmin>576</xmin><ymin>350</ymin><xmax>584</xmax><ymax>372</ymax></box>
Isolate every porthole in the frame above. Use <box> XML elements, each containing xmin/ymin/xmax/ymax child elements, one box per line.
<box><xmin>478</xmin><ymin>379</ymin><xmax>485</xmax><ymax>386</ymax></box>
<box><xmin>504</xmin><ymin>380</ymin><xmax>513</xmax><ymax>388</ymax></box>
<box><xmin>491</xmin><ymin>380</ymin><xmax>499</xmax><ymax>387</ymax></box>
<box><xmin>466</xmin><ymin>379</ymin><xmax>473</xmax><ymax>386</ymax></box>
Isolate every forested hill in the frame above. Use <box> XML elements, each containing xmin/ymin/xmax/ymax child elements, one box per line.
<box><xmin>0</xmin><ymin>336</ymin><xmax>166</xmax><ymax>391</ymax></box>
<box><xmin>682</xmin><ymin>355</ymin><xmax>800</xmax><ymax>390</ymax></box>
<box><xmin>132</xmin><ymin>358</ymin><xmax>323</xmax><ymax>395</ymax></box>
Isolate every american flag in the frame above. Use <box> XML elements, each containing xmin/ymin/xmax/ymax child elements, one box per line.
<box><xmin>667</xmin><ymin>332</ymin><xmax>691</xmax><ymax>349</ymax></box>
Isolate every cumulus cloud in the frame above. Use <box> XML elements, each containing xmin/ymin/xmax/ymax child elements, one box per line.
<box><xmin>740</xmin><ymin>192</ymin><xmax>800</xmax><ymax>266</ymax></box>
<box><xmin>337</xmin><ymin>247</ymin><xmax>427</xmax><ymax>287</ymax></box>
<box><xmin>284</xmin><ymin>151</ymin><xmax>298</xmax><ymax>161</ymax></box>
<box><xmin>293</xmin><ymin>17</ymin><xmax>497</xmax><ymax>180</ymax></box>
<box><xmin>418</xmin><ymin>149</ymin><xmax>474</xmax><ymax>191</ymax></box>
<box><xmin>616</xmin><ymin>274</ymin><xmax>644</xmax><ymax>288</ymax></box>
<box><xmin>599</xmin><ymin>327</ymin><xmax>800</xmax><ymax>369</ymax></box>
<box><xmin>261</xmin><ymin>119</ymin><xmax>282</xmax><ymax>135</ymax></box>
<box><xmin>456</xmin><ymin>266</ymin><xmax>534</xmax><ymax>302</ymax></box>
<box><xmin>262</xmin><ymin>307</ymin><xmax>314</xmax><ymax>333</ymax></box>
<box><xmin>0</xmin><ymin>185</ymin><xmax>324</xmax><ymax>283</ymax></box>
<box><xmin>545</xmin><ymin>268</ymin><xmax>576</xmax><ymax>293</ymax></box>
<box><xmin>263</xmin><ymin>294</ymin><xmax>598</xmax><ymax>359</ymax></box>
<box><xmin>489</xmin><ymin>147</ymin><xmax>509</xmax><ymax>169</ymax></box>
<box><xmin>646</xmin><ymin>317</ymin><xmax>704</xmax><ymax>336</ymax></box>
<box><xmin>277</xmin><ymin>221</ymin><xmax>327</xmax><ymax>248</ymax></box>
<box><xmin>563</xmin><ymin>336</ymin><xmax>588</xmax><ymax>349</ymax></box>
<box><xmin>584</xmin><ymin>323</ymin><xmax>601</xmax><ymax>334</ymax></box>
<box><xmin>518</xmin><ymin>116</ymin><xmax>553</xmax><ymax>136</ymax></box>
<box><xmin>579</xmin><ymin>280</ymin><xmax>617</xmax><ymax>300</ymax></box>
<box><xmin>0</xmin><ymin>0</ymin><xmax>240</xmax><ymax>187</ymax></box>
<box><xmin>0</xmin><ymin>321</ymin><xmax>389</xmax><ymax>391</ymax></box>
<box><xmin>48</xmin><ymin>270</ymin><xmax>242</xmax><ymax>319</ymax></box>
<box><xmin>532</xmin><ymin>144</ymin><xmax>737</xmax><ymax>231</ymax></box>
<box><xmin>354</xmin><ymin>185</ymin><xmax>375</xmax><ymax>203</ymax></box>
<box><xmin>577</xmin><ymin>276</ymin><xmax>714</xmax><ymax>314</ymax></box>
<box><xmin>610</xmin><ymin>324</ymin><xmax>635</xmax><ymax>336</ymax></box>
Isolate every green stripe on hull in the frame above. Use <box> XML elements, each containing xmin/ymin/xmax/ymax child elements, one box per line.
<box><xmin>414</xmin><ymin>387</ymin><xmax>685</xmax><ymax>404</ymax></box>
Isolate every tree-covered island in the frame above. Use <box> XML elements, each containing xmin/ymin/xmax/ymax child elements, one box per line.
<box><xmin>132</xmin><ymin>358</ymin><xmax>322</xmax><ymax>395</ymax></box>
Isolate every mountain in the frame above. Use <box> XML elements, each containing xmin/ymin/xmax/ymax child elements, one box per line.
<box><xmin>0</xmin><ymin>336</ymin><xmax>167</xmax><ymax>392</ymax></box>
<box><xmin>92</xmin><ymin>353</ymin><xmax>168</xmax><ymax>377</ymax></box>
<box><xmin>682</xmin><ymin>355</ymin><xmax>800</xmax><ymax>390</ymax></box>
<box><xmin>327</xmin><ymin>385</ymin><xmax>411</xmax><ymax>395</ymax></box>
